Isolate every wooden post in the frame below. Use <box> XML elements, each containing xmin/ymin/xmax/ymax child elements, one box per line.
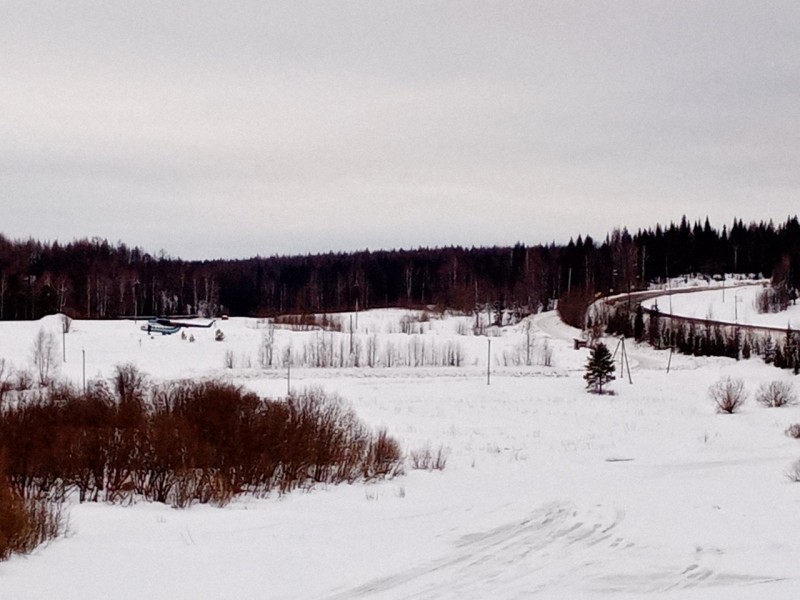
<box><xmin>526</xmin><ymin>322</ymin><xmax>531</xmax><ymax>366</ymax></box>
<box><xmin>622</xmin><ymin>337</ymin><xmax>633</xmax><ymax>384</ymax></box>
<box><xmin>487</xmin><ymin>339</ymin><xmax>491</xmax><ymax>385</ymax></box>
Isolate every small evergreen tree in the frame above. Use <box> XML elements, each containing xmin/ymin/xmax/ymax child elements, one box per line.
<box><xmin>584</xmin><ymin>342</ymin><xmax>615</xmax><ymax>394</ymax></box>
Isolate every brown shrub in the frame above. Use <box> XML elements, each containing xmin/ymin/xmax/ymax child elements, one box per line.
<box><xmin>0</xmin><ymin>378</ymin><xmax>403</xmax><ymax>509</ymax></box>
<box><xmin>0</xmin><ymin>458</ymin><xmax>66</xmax><ymax>561</ymax></box>
<box><xmin>364</xmin><ymin>428</ymin><xmax>404</xmax><ymax>479</ymax></box>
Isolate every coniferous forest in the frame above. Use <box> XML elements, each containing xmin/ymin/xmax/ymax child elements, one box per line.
<box><xmin>1</xmin><ymin>216</ymin><xmax>800</xmax><ymax>321</ymax></box>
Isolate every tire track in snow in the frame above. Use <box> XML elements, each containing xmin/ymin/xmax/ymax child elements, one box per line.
<box><xmin>323</xmin><ymin>502</ymin><xmax>631</xmax><ymax>599</ymax></box>
<box><xmin>323</xmin><ymin>500</ymin><xmax>784</xmax><ymax>599</ymax></box>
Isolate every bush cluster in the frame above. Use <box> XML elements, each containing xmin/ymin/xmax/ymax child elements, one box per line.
<box><xmin>0</xmin><ymin>369</ymin><xmax>403</xmax><ymax>511</ymax></box>
<box><xmin>0</xmin><ymin>462</ymin><xmax>66</xmax><ymax>561</ymax></box>
<box><xmin>707</xmin><ymin>378</ymin><xmax>796</xmax><ymax>414</ymax></box>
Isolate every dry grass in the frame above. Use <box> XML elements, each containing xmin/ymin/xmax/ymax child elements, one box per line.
<box><xmin>409</xmin><ymin>444</ymin><xmax>449</xmax><ymax>471</ymax></box>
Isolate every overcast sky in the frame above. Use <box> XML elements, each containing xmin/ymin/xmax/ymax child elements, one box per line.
<box><xmin>2</xmin><ymin>1</ymin><xmax>799</xmax><ymax>259</ymax></box>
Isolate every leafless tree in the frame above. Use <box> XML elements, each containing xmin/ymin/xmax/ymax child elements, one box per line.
<box><xmin>31</xmin><ymin>328</ymin><xmax>58</xmax><ymax>386</ymax></box>
<box><xmin>257</xmin><ymin>322</ymin><xmax>275</xmax><ymax>368</ymax></box>
<box><xmin>366</xmin><ymin>334</ymin><xmax>379</xmax><ymax>367</ymax></box>
<box><xmin>0</xmin><ymin>359</ymin><xmax>12</xmax><ymax>407</ymax></box>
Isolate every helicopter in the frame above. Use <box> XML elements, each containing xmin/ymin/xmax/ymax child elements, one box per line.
<box><xmin>122</xmin><ymin>315</ymin><xmax>216</xmax><ymax>336</ymax></box>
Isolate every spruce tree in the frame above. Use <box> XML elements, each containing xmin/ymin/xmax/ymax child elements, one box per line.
<box><xmin>584</xmin><ymin>342</ymin><xmax>616</xmax><ymax>394</ymax></box>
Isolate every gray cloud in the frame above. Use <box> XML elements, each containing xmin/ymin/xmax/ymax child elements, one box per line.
<box><xmin>2</xmin><ymin>1</ymin><xmax>799</xmax><ymax>258</ymax></box>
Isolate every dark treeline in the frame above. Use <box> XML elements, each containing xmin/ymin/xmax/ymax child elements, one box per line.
<box><xmin>1</xmin><ymin>215</ymin><xmax>799</xmax><ymax>320</ymax></box>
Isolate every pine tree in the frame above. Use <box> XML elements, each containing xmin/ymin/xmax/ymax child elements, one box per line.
<box><xmin>584</xmin><ymin>342</ymin><xmax>616</xmax><ymax>394</ymax></box>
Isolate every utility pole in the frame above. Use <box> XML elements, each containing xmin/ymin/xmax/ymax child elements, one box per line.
<box><xmin>526</xmin><ymin>322</ymin><xmax>532</xmax><ymax>366</ymax></box>
<box><xmin>134</xmin><ymin>280</ymin><xmax>140</xmax><ymax>322</ymax></box>
<box><xmin>487</xmin><ymin>338</ymin><xmax>491</xmax><ymax>385</ymax></box>
<box><xmin>354</xmin><ymin>283</ymin><xmax>360</xmax><ymax>329</ymax></box>
<box><xmin>82</xmin><ymin>349</ymin><xmax>86</xmax><ymax>393</ymax></box>
<box><xmin>285</xmin><ymin>347</ymin><xmax>291</xmax><ymax>395</ymax></box>
<box><xmin>641</xmin><ymin>244</ymin><xmax>646</xmax><ymax>283</ymax></box>
<box><xmin>349</xmin><ymin>314</ymin><xmax>354</xmax><ymax>355</ymax></box>
<box><xmin>666</xmin><ymin>256</ymin><xmax>673</xmax><ymax>314</ymax></box>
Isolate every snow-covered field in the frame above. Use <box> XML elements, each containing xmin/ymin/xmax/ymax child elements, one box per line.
<box><xmin>648</xmin><ymin>284</ymin><xmax>800</xmax><ymax>329</ymax></box>
<box><xmin>3</xmin><ymin>303</ymin><xmax>800</xmax><ymax>599</ymax></box>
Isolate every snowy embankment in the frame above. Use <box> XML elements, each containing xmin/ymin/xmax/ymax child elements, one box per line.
<box><xmin>2</xmin><ymin>307</ymin><xmax>800</xmax><ymax>599</ymax></box>
<box><xmin>648</xmin><ymin>284</ymin><xmax>800</xmax><ymax>330</ymax></box>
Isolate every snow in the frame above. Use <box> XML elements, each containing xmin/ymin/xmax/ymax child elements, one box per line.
<box><xmin>2</xmin><ymin>303</ymin><xmax>800</xmax><ymax>598</ymax></box>
<box><xmin>648</xmin><ymin>284</ymin><xmax>800</xmax><ymax>330</ymax></box>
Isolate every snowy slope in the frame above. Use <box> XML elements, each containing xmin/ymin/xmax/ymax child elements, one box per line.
<box><xmin>649</xmin><ymin>284</ymin><xmax>800</xmax><ymax>329</ymax></box>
